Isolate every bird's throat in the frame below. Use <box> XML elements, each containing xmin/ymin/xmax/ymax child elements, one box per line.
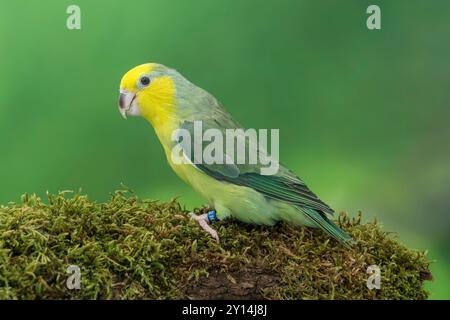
<box><xmin>137</xmin><ymin>76</ymin><xmax>177</xmax><ymax>143</ymax></box>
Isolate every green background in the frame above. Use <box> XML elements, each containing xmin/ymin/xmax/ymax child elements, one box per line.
<box><xmin>1</xmin><ymin>0</ymin><xmax>449</xmax><ymax>298</ymax></box>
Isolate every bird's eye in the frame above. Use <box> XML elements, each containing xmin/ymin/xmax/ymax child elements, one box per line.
<box><xmin>139</xmin><ymin>76</ymin><xmax>150</xmax><ymax>86</ymax></box>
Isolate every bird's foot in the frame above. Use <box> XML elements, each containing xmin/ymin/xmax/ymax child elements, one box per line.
<box><xmin>190</xmin><ymin>210</ymin><xmax>220</xmax><ymax>243</ymax></box>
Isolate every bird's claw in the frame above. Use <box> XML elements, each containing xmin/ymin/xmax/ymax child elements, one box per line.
<box><xmin>190</xmin><ymin>212</ymin><xmax>220</xmax><ymax>243</ymax></box>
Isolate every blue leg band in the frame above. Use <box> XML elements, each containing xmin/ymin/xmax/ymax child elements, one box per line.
<box><xmin>207</xmin><ymin>210</ymin><xmax>220</xmax><ymax>223</ymax></box>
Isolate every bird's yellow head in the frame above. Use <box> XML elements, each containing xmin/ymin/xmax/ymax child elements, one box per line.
<box><xmin>119</xmin><ymin>63</ymin><xmax>177</xmax><ymax>129</ymax></box>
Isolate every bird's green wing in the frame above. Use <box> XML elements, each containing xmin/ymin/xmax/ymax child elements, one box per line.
<box><xmin>177</xmin><ymin>120</ymin><xmax>334</xmax><ymax>216</ymax></box>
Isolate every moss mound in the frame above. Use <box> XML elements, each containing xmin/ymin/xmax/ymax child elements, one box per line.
<box><xmin>0</xmin><ymin>190</ymin><xmax>431</xmax><ymax>299</ymax></box>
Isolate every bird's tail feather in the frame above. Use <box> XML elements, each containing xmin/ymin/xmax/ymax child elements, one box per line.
<box><xmin>303</xmin><ymin>208</ymin><xmax>354</xmax><ymax>245</ymax></box>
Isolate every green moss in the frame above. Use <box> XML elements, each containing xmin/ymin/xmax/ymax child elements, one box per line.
<box><xmin>0</xmin><ymin>190</ymin><xmax>431</xmax><ymax>299</ymax></box>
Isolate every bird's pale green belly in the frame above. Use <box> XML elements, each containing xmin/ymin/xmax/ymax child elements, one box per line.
<box><xmin>163</xmin><ymin>147</ymin><xmax>313</xmax><ymax>227</ymax></box>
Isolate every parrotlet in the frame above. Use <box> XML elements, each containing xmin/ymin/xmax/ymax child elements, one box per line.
<box><xmin>118</xmin><ymin>63</ymin><xmax>352</xmax><ymax>244</ymax></box>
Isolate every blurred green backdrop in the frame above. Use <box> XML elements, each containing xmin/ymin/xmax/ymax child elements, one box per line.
<box><xmin>1</xmin><ymin>0</ymin><xmax>449</xmax><ymax>298</ymax></box>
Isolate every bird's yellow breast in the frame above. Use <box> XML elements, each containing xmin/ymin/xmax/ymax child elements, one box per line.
<box><xmin>162</xmin><ymin>145</ymin><xmax>229</xmax><ymax>204</ymax></box>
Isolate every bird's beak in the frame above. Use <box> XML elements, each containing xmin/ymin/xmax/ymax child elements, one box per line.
<box><xmin>118</xmin><ymin>89</ymin><xmax>136</xmax><ymax>119</ymax></box>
